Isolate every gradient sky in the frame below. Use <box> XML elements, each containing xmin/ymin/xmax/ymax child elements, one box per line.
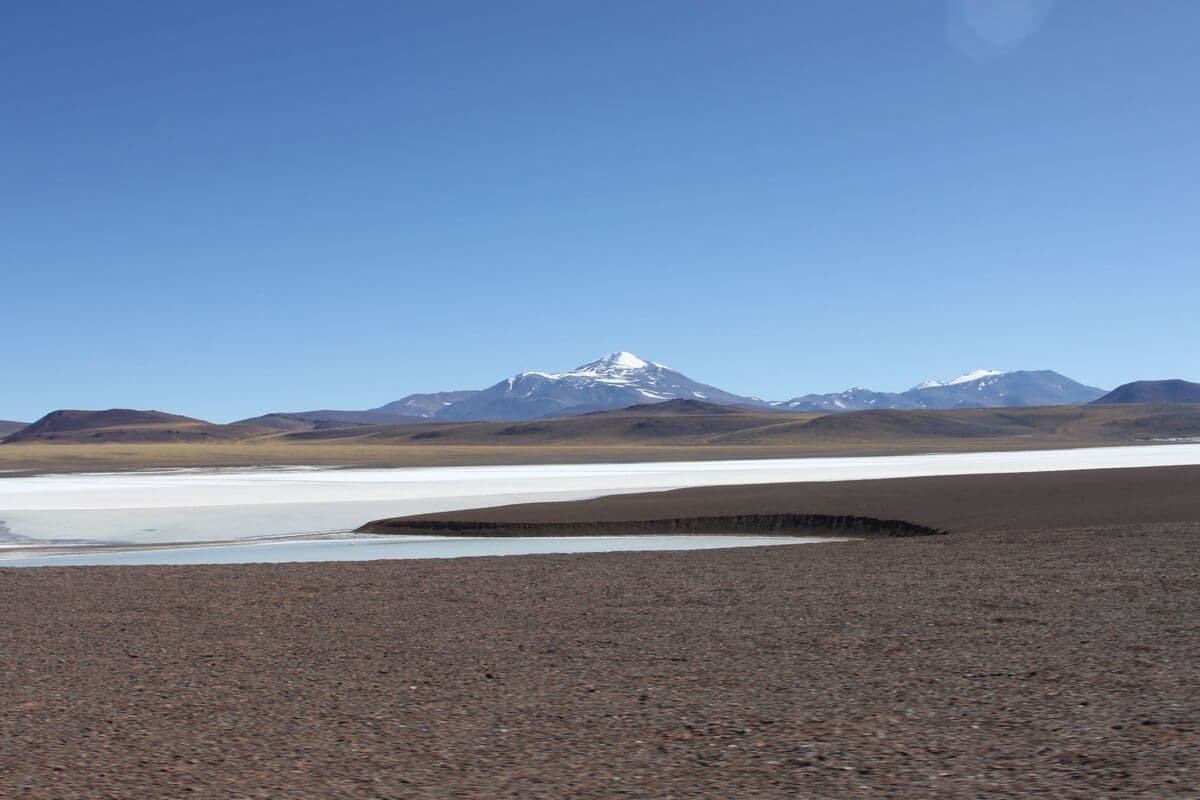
<box><xmin>3</xmin><ymin>1</ymin><xmax>1198</xmax><ymax>422</ymax></box>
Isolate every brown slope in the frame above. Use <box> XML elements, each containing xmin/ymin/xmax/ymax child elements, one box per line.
<box><xmin>0</xmin><ymin>420</ymin><xmax>28</xmax><ymax>438</ymax></box>
<box><xmin>580</xmin><ymin>398</ymin><xmax>742</xmax><ymax>416</ymax></box>
<box><xmin>233</xmin><ymin>413</ymin><xmax>328</xmax><ymax>432</ymax></box>
<box><xmin>1092</xmin><ymin>404</ymin><xmax>1200</xmax><ymax>439</ymax></box>
<box><xmin>279</xmin><ymin>407</ymin><xmax>811</xmax><ymax>446</ymax></box>
<box><xmin>708</xmin><ymin>404</ymin><xmax>1200</xmax><ymax>446</ymax></box>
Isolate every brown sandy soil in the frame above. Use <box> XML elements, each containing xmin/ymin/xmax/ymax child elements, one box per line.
<box><xmin>1</xmin><ymin>525</ymin><xmax>1197</xmax><ymax>798</ymax></box>
<box><xmin>2</xmin><ymin>469</ymin><xmax>1200</xmax><ymax>797</ymax></box>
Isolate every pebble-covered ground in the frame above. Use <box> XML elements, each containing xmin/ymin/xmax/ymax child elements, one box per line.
<box><xmin>2</xmin><ymin>520</ymin><xmax>1198</xmax><ymax>798</ymax></box>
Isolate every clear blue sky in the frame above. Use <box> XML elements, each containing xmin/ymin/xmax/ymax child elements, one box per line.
<box><xmin>3</xmin><ymin>1</ymin><xmax>1198</xmax><ymax>422</ymax></box>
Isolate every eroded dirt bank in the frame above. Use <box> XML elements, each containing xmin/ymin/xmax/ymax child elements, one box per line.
<box><xmin>358</xmin><ymin>512</ymin><xmax>945</xmax><ymax>538</ymax></box>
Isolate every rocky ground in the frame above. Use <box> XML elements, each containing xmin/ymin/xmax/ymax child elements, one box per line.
<box><xmin>2</xmin><ymin>515</ymin><xmax>1198</xmax><ymax>798</ymax></box>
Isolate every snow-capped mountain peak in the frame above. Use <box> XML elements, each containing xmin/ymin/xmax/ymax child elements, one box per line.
<box><xmin>912</xmin><ymin>369</ymin><xmax>1004</xmax><ymax>391</ymax></box>
<box><xmin>594</xmin><ymin>351</ymin><xmax>651</xmax><ymax>370</ymax></box>
<box><xmin>431</xmin><ymin>352</ymin><xmax>760</xmax><ymax>420</ymax></box>
<box><xmin>562</xmin><ymin>351</ymin><xmax>665</xmax><ymax>378</ymax></box>
<box><xmin>949</xmin><ymin>368</ymin><xmax>1004</xmax><ymax>385</ymax></box>
<box><xmin>521</xmin><ymin>352</ymin><xmax>669</xmax><ymax>385</ymax></box>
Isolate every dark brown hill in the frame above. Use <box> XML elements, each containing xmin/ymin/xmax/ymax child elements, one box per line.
<box><xmin>1</xmin><ymin>409</ymin><xmax>270</xmax><ymax>444</ymax></box>
<box><xmin>1092</xmin><ymin>379</ymin><xmax>1200</xmax><ymax>405</ymax></box>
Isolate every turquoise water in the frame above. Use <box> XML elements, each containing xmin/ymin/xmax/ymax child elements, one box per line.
<box><xmin>0</xmin><ymin>534</ymin><xmax>837</xmax><ymax>568</ymax></box>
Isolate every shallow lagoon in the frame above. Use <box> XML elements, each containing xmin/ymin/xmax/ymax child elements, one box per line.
<box><xmin>0</xmin><ymin>534</ymin><xmax>836</xmax><ymax>568</ymax></box>
<box><xmin>4</xmin><ymin>444</ymin><xmax>1200</xmax><ymax>548</ymax></box>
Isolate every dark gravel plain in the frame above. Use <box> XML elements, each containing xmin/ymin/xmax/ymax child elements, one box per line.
<box><xmin>2</xmin><ymin>472</ymin><xmax>1200</xmax><ymax>798</ymax></box>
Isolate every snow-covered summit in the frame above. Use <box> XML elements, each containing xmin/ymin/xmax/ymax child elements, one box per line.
<box><xmin>592</xmin><ymin>351</ymin><xmax>654</xmax><ymax>370</ymax></box>
<box><xmin>558</xmin><ymin>352</ymin><xmax>669</xmax><ymax>380</ymax></box>
<box><xmin>912</xmin><ymin>369</ymin><xmax>1004</xmax><ymax>391</ymax></box>
<box><xmin>518</xmin><ymin>352</ymin><xmax>670</xmax><ymax>385</ymax></box>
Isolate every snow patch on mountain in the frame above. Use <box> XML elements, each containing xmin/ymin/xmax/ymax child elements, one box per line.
<box><xmin>912</xmin><ymin>369</ymin><xmax>1004</xmax><ymax>391</ymax></box>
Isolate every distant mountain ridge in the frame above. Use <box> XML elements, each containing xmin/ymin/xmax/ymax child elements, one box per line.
<box><xmin>777</xmin><ymin>370</ymin><xmax>1106</xmax><ymax>412</ymax></box>
<box><xmin>1092</xmin><ymin>379</ymin><xmax>1200</xmax><ymax>405</ymax></box>
<box><xmin>7</xmin><ymin>356</ymin><xmax>1119</xmax><ymax>432</ymax></box>
<box><xmin>237</xmin><ymin>354</ymin><xmax>1110</xmax><ymax>427</ymax></box>
<box><xmin>239</xmin><ymin>352</ymin><xmax>768</xmax><ymax>427</ymax></box>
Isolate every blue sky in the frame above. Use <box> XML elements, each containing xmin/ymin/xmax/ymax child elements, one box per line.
<box><xmin>3</xmin><ymin>1</ymin><xmax>1198</xmax><ymax>422</ymax></box>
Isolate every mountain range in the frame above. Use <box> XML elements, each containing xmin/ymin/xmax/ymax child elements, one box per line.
<box><xmin>776</xmin><ymin>369</ymin><xmax>1105</xmax><ymax>412</ymax></box>
<box><xmin>236</xmin><ymin>353</ymin><xmax>1108</xmax><ymax>428</ymax></box>
<box><xmin>5</xmin><ymin>370</ymin><xmax>1199</xmax><ymax>449</ymax></box>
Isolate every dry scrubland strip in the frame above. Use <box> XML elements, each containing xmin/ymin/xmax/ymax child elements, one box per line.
<box><xmin>0</xmin><ymin>438</ymin><xmax>1186</xmax><ymax>475</ymax></box>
